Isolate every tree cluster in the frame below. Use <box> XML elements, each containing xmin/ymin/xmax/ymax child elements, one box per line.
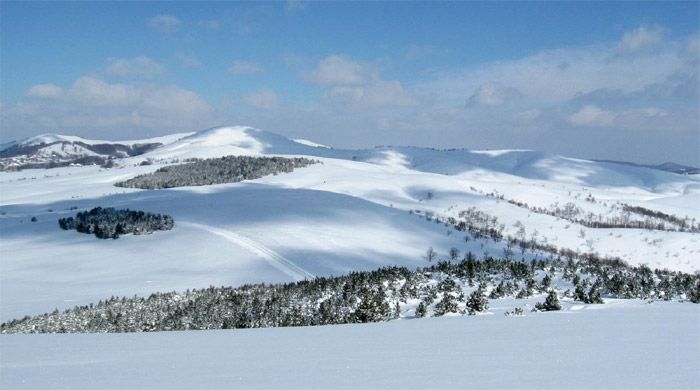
<box><xmin>2</xmin><ymin>253</ymin><xmax>697</xmax><ymax>334</ymax></box>
<box><xmin>115</xmin><ymin>156</ymin><xmax>318</xmax><ymax>189</ymax></box>
<box><xmin>58</xmin><ymin>207</ymin><xmax>174</xmax><ymax>239</ymax></box>
<box><xmin>501</xmin><ymin>197</ymin><xmax>699</xmax><ymax>233</ymax></box>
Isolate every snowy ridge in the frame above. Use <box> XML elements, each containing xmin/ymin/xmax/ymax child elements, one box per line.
<box><xmin>1</xmin><ymin>125</ymin><xmax>699</xmax><ymax>323</ymax></box>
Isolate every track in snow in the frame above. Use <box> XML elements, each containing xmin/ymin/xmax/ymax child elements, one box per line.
<box><xmin>180</xmin><ymin>222</ymin><xmax>315</xmax><ymax>281</ymax></box>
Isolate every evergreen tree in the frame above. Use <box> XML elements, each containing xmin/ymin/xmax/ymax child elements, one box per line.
<box><xmin>434</xmin><ymin>291</ymin><xmax>464</xmax><ymax>316</ymax></box>
<box><xmin>587</xmin><ymin>281</ymin><xmax>604</xmax><ymax>304</ymax></box>
<box><xmin>535</xmin><ymin>290</ymin><xmax>561</xmax><ymax>311</ymax></box>
<box><xmin>415</xmin><ymin>301</ymin><xmax>427</xmax><ymax>318</ymax></box>
<box><xmin>466</xmin><ymin>288</ymin><xmax>488</xmax><ymax>315</ymax></box>
<box><xmin>355</xmin><ymin>287</ymin><xmax>389</xmax><ymax>323</ymax></box>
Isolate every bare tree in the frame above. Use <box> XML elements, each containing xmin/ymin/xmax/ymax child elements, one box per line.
<box><xmin>425</xmin><ymin>246</ymin><xmax>437</xmax><ymax>262</ymax></box>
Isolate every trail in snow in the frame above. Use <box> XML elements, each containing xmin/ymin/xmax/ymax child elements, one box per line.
<box><xmin>180</xmin><ymin>221</ymin><xmax>315</xmax><ymax>281</ymax></box>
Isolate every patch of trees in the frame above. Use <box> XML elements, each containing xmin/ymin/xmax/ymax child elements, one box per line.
<box><xmin>497</xmin><ymin>195</ymin><xmax>699</xmax><ymax>233</ymax></box>
<box><xmin>58</xmin><ymin>207</ymin><xmax>174</xmax><ymax>239</ymax></box>
<box><xmin>2</xmin><ymin>156</ymin><xmax>111</xmax><ymax>171</ymax></box>
<box><xmin>414</xmin><ymin>207</ymin><xmax>627</xmax><ymax>265</ymax></box>
<box><xmin>2</xmin><ymin>253</ymin><xmax>697</xmax><ymax>334</ymax></box>
<box><xmin>115</xmin><ymin>156</ymin><xmax>318</xmax><ymax>189</ymax></box>
<box><xmin>621</xmin><ymin>204</ymin><xmax>699</xmax><ymax>232</ymax></box>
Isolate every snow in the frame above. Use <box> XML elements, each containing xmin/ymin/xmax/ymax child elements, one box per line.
<box><xmin>293</xmin><ymin>138</ymin><xmax>332</xmax><ymax>148</ymax></box>
<box><xmin>1</xmin><ymin>125</ymin><xmax>699</xmax><ymax>388</ymax></box>
<box><xmin>9</xmin><ymin>132</ymin><xmax>194</xmax><ymax>147</ymax></box>
<box><xmin>0</xmin><ymin>183</ymin><xmax>485</xmax><ymax>321</ymax></box>
<box><xmin>1</xmin><ymin>301</ymin><xmax>698</xmax><ymax>389</ymax></box>
<box><xmin>1</xmin><ymin>125</ymin><xmax>699</xmax><ymax>321</ymax></box>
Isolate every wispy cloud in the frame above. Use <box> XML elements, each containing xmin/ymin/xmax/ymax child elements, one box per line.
<box><xmin>286</xmin><ymin>0</ymin><xmax>306</xmax><ymax>12</ymax></box>
<box><xmin>6</xmin><ymin>76</ymin><xmax>212</xmax><ymax>138</ymax></box>
<box><xmin>617</xmin><ymin>25</ymin><xmax>667</xmax><ymax>53</ymax></box>
<box><xmin>105</xmin><ymin>56</ymin><xmax>165</xmax><ymax>78</ymax></box>
<box><xmin>176</xmin><ymin>53</ymin><xmax>202</xmax><ymax>68</ymax></box>
<box><xmin>466</xmin><ymin>83</ymin><xmax>521</xmax><ymax>107</ymax></box>
<box><xmin>229</xmin><ymin>60</ymin><xmax>264</xmax><ymax>75</ymax></box>
<box><xmin>304</xmin><ymin>55</ymin><xmax>369</xmax><ymax>85</ymax></box>
<box><xmin>304</xmin><ymin>55</ymin><xmax>417</xmax><ymax>108</ymax></box>
<box><xmin>243</xmin><ymin>89</ymin><xmax>279</xmax><ymax>109</ymax></box>
<box><xmin>25</xmin><ymin>84</ymin><xmax>63</xmax><ymax>99</ymax></box>
<box><xmin>148</xmin><ymin>14</ymin><xmax>182</xmax><ymax>33</ymax></box>
<box><xmin>568</xmin><ymin>105</ymin><xmax>616</xmax><ymax>126</ymax></box>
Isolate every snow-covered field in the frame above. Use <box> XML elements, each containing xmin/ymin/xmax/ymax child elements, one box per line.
<box><xmin>1</xmin><ymin>126</ymin><xmax>699</xmax><ymax>388</ymax></box>
<box><xmin>1</xmin><ymin>126</ymin><xmax>699</xmax><ymax>317</ymax></box>
<box><xmin>2</xmin><ymin>300</ymin><xmax>698</xmax><ymax>389</ymax></box>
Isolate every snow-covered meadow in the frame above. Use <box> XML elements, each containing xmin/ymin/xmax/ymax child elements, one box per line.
<box><xmin>1</xmin><ymin>126</ymin><xmax>699</xmax><ymax>388</ymax></box>
<box><xmin>2</xmin><ymin>300</ymin><xmax>698</xmax><ymax>389</ymax></box>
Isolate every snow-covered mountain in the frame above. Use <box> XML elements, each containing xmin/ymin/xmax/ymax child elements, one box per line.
<box><xmin>0</xmin><ymin>132</ymin><xmax>191</xmax><ymax>171</ymax></box>
<box><xmin>1</xmin><ymin>125</ymin><xmax>699</xmax><ymax>322</ymax></box>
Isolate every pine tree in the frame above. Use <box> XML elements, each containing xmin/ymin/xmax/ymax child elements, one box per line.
<box><xmin>415</xmin><ymin>301</ymin><xmax>427</xmax><ymax>318</ymax></box>
<box><xmin>466</xmin><ymin>288</ymin><xmax>488</xmax><ymax>315</ymax></box>
<box><xmin>587</xmin><ymin>281</ymin><xmax>604</xmax><ymax>304</ymax></box>
<box><xmin>535</xmin><ymin>290</ymin><xmax>561</xmax><ymax>311</ymax></box>
<box><xmin>434</xmin><ymin>291</ymin><xmax>464</xmax><ymax>316</ymax></box>
<box><xmin>355</xmin><ymin>287</ymin><xmax>389</xmax><ymax>323</ymax></box>
<box><xmin>689</xmin><ymin>280</ymin><xmax>700</xmax><ymax>304</ymax></box>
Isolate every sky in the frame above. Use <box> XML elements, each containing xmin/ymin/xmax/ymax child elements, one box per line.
<box><xmin>1</xmin><ymin>1</ymin><xmax>698</xmax><ymax>165</ymax></box>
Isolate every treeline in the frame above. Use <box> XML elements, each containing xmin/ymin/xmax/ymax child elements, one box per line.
<box><xmin>59</xmin><ymin>207</ymin><xmax>174</xmax><ymax>239</ymax></box>
<box><xmin>415</xmin><ymin>208</ymin><xmax>629</xmax><ymax>265</ymax></box>
<box><xmin>115</xmin><ymin>156</ymin><xmax>318</xmax><ymax>189</ymax></box>
<box><xmin>2</xmin><ymin>254</ymin><xmax>698</xmax><ymax>334</ymax></box>
<box><xmin>497</xmin><ymin>195</ymin><xmax>699</xmax><ymax>233</ymax></box>
<box><xmin>621</xmin><ymin>204</ymin><xmax>699</xmax><ymax>232</ymax></box>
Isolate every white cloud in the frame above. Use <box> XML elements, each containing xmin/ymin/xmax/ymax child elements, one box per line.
<box><xmin>69</xmin><ymin>77</ymin><xmax>137</xmax><ymax>107</ymax></box>
<box><xmin>466</xmin><ymin>82</ymin><xmax>521</xmax><ymax>107</ymax></box>
<box><xmin>243</xmin><ymin>89</ymin><xmax>279</xmax><ymax>109</ymax></box>
<box><xmin>618</xmin><ymin>26</ymin><xmax>666</xmax><ymax>53</ymax></box>
<box><xmin>684</xmin><ymin>34</ymin><xmax>700</xmax><ymax>60</ymax></box>
<box><xmin>25</xmin><ymin>84</ymin><xmax>63</xmax><ymax>98</ymax></box>
<box><xmin>303</xmin><ymin>55</ymin><xmax>417</xmax><ymax>109</ymax></box>
<box><xmin>3</xmin><ymin>76</ymin><xmax>212</xmax><ymax>139</ymax></box>
<box><xmin>148</xmin><ymin>15</ymin><xmax>182</xmax><ymax>33</ymax></box>
<box><xmin>421</xmin><ymin>33</ymin><xmax>686</xmax><ymax>109</ymax></box>
<box><xmin>514</xmin><ymin>109</ymin><xmax>541</xmax><ymax>122</ymax></box>
<box><xmin>329</xmin><ymin>80</ymin><xmax>417</xmax><ymax>108</ymax></box>
<box><xmin>176</xmin><ymin>53</ymin><xmax>201</xmax><ymax>68</ymax></box>
<box><xmin>635</xmin><ymin>107</ymin><xmax>668</xmax><ymax>118</ymax></box>
<box><xmin>105</xmin><ymin>56</ymin><xmax>165</xmax><ymax>78</ymax></box>
<box><xmin>568</xmin><ymin>105</ymin><xmax>617</xmax><ymax>126</ymax></box>
<box><xmin>286</xmin><ymin>0</ymin><xmax>306</xmax><ymax>12</ymax></box>
<box><xmin>135</xmin><ymin>84</ymin><xmax>211</xmax><ymax>120</ymax></box>
<box><xmin>305</xmin><ymin>55</ymin><xmax>368</xmax><ymax>85</ymax></box>
<box><xmin>229</xmin><ymin>60</ymin><xmax>264</xmax><ymax>75</ymax></box>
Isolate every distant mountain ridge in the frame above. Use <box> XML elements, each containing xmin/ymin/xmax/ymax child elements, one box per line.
<box><xmin>596</xmin><ymin>159</ymin><xmax>700</xmax><ymax>175</ymax></box>
<box><xmin>1</xmin><ymin>127</ymin><xmax>696</xmax><ymax>182</ymax></box>
<box><xmin>0</xmin><ymin>132</ymin><xmax>191</xmax><ymax>171</ymax></box>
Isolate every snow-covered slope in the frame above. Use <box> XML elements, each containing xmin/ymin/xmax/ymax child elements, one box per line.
<box><xmin>1</xmin><ymin>125</ymin><xmax>699</xmax><ymax>321</ymax></box>
<box><xmin>0</xmin><ymin>132</ymin><xmax>192</xmax><ymax>171</ymax></box>
<box><xmin>2</xmin><ymin>301</ymin><xmax>698</xmax><ymax>389</ymax></box>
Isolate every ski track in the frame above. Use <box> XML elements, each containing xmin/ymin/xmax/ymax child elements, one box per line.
<box><xmin>180</xmin><ymin>221</ymin><xmax>315</xmax><ymax>281</ymax></box>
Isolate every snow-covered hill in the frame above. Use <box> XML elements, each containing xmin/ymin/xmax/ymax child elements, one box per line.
<box><xmin>1</xmin><ymin>125</ymin><xmax>699</xmax><ymax>322</ymax></box>
<box><xmin>0</xmin><ymin>132</ymin><xmax>191</xmax><ymax>171</ymax></box>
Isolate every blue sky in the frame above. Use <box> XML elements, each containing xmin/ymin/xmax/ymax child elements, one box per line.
<box><xmin>1</xmin><ymin>1</ymin><xmax>698</xmax><ymax>164</ymax></box>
